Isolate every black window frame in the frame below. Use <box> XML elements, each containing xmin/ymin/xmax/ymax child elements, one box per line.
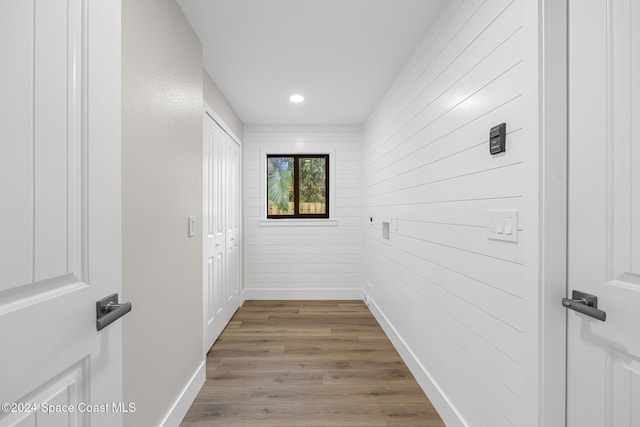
<box><xmin>266</xmin><ymin>154</ymin><xmax>330</xmax><ymax>219</ymax></box>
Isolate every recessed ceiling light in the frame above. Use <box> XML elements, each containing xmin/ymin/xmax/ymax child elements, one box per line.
<box><xmin>289</xmin><ymin>94</ymin><xmax>304</xmax><ymax>103</ymax></box>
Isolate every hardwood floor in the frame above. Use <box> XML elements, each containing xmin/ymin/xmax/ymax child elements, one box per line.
<box><xmin>181</xmin><ymin>300</ymin><xmax>445</xmax><ymax>427</ymax></box>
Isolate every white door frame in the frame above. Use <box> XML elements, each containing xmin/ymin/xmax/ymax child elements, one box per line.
<box><xmin>204</xmin><ymin>104</ymin><xmax>243</xmax><ymax>152</ymax></box>
<box><xmin>540</xmin><ymin>0</ymin><xmax>568</xmax><ymax>425</ymax></box>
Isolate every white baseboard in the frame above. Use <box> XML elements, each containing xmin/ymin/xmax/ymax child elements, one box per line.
<box><xmin>158</xmin><ymin>360</ymin><xmax>206</xmax><ymax>427</ymax></box>
<box><xmin>242</xmin><ymin>288</ymin><xmax>365</xmax><ymax>300</ymax></box>
<box><xmin>367</xmin><ymin>298</ymin><xmax>467</xmax><ymax>427</ymax></box>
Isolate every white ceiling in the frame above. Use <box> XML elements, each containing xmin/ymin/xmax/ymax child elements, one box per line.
<box><xmin>177</xmin><ymin>0</ymin><xmax>448</xmax><ymax>126</ymax></box>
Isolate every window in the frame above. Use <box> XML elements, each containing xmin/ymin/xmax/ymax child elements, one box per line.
<box><xmin>267</xmin><ymin>154</ymin><xmax>329</xmax><ymax>219</ymax></box>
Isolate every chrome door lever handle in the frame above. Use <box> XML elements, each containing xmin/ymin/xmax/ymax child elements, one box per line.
<box><xmin>562</xmin><ymin>290</ymin><xmax>606</xmax><ymax>321</ymax></box>
<box><xmin>105</xmin><ymin>302</ymin><xmax>127</xmax><ymax>311</ymax></box>
<box><xmin>97</xmin><ymin>293</ymin><xmax>132</xmax><ymax>331</ymax></box>
<box><xmin>562</xmin><ymin>297</ymin><xmax>588</xmax><ymax>307</ymax></box>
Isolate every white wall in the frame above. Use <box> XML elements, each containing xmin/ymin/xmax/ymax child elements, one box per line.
<box><xmin>363</xmin><ymin>0</ymin><xmax>540</xmax><ymax>426</ymax></box>
<box><xmin>122</xmin><ymin>0</ymin><xmax>204</xmax><ymax>425</ymax></box>
<box><xmin>204</xmin><ymin>71</ymin><xmax>244</xmax><ymax>141</ymax></box>
<box><xmin>243</xmin><ymin>126</ymin><xmax>363</xmax><ymax>299</ymax></box>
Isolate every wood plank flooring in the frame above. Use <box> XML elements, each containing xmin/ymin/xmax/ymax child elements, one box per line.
<box><xmin>181</xmin><ymin>300</ymin><xmax>446</xmax><ymax>427</ymax></box>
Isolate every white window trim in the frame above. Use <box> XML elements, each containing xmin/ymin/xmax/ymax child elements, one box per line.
<box><xmin>259</xmin><ymin>148</ymin><xmax>336</xmax><ymax>227</ymax></box>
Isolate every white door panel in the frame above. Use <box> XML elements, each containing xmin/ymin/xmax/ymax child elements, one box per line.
<box><xmin>203</xmin><ymin>113</ymin><xmax>240</xmax><ymax>353</ymax></box>
<box><xmin>203</xmin><ymin>118</ymin><xmax>220</xmax><ymax>348</ymax></box>
<box><xmin>0</xmin><ymin>1</ymin><xmax>122</xmax><ymax>426</ymax></box>
<box><xmin>567</xmin><ymin>0</ymin><xmax>640</xmax><ymax>425</ymax></box>
<box><xmin>33</xmin><ymin>0</ymin><xmax>69</xmax><ymax>282</ymax></box>
<box><xmin>226</xmin><ymin>138</ymin><xmax>240</xmax><ymax>308</ymax></box>
<box><xmin>0</xmin><ymin>0</ymin><xmax>35</xmax><ymax>291</ymax></box>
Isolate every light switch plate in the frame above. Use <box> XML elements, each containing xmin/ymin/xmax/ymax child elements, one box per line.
<box><xmin>487</xmin><ymin>210</ymin><xmax>518</xmax><ymax>242</ymax></box>
<box><xmin>188</xmin><ymin>216</ymin><xmax>196</xmax><ymax>237</ymax></box>
<box><xmin>392</xmin><ymin>216</ymin><xmax>399</xmax><ymax>231</ymax></box>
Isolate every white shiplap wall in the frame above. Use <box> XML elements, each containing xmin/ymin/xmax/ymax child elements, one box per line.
<box><xmin>363</xmin><ymin>0</ymin><xmax>539</xmax><ymax>426</ymax></box>
<box><xmin>243</xmin><ymin>126</ymin><xmax>363</xmax><ymax>299</ymax></box>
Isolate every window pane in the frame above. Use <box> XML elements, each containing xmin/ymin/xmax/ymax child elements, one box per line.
<box><xmin>298</xmin><ymin>157</ymin><xmax>326</xmax><ymax>215</ymax></box>
<box><xmin>267</xmin><ymin>156</ymin><xmax>295</xmax><ymax>216</ymax></box>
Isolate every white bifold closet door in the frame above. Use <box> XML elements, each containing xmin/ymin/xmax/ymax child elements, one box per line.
<box><xmin>203</xmin><ymin>112</ymin><xmax>240</xmax><ymax>353</ymax></box>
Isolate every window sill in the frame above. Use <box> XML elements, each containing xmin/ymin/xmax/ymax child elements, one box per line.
<box><xmin>258</xmin><ymin>219</ymin><xmax>338</xmax><ymax>227</ymax></box>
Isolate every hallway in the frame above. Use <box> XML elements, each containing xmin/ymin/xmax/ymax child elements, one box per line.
<box><xmin>7</xmin><ymin>0</ymin><xmax>630</xmax><ymax>425</ymax></box>
<box><xmin>181</xmin><ymin>301</ymin><xmax>445</xmax><ymax>426</ymax></box>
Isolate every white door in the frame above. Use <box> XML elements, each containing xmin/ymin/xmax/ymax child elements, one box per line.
<box><xmin>203</xmin><ymin>114</ymin><xmax>227</xmax><ymax>351</ymax></box>
<box><xmin>0</xmin><ymin>1</ymin><xmax>123</xmax><ymax>427</ymax></box>
<box><xmin>203</xmin><ymin>114</ymin><xmax>240</xmax><ymax>352</ymax></box>
<box><xmin>567</xmin><ymin>0</ymin><xmax>640</xmax><ymax>425</ymax></box>
<box><xmin>203</xmin><ymin>113</ymin><xmax>240</xmax><ymax>352</ymax></box>
<box><xmin>225</xmin><ymin>138</ymin><xmax>241</xmax><ymax>311</ymax></box>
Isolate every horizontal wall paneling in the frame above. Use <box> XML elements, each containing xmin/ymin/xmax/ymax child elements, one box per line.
<box><xmin>243</xmin><ymin>127</ymin><xmax>363</xmax><ymax>299</ymax></box>
<box><xmin>362</xmin><ymin>0</ymin><xmax>536</xmax><ymax>425</ymax></box>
